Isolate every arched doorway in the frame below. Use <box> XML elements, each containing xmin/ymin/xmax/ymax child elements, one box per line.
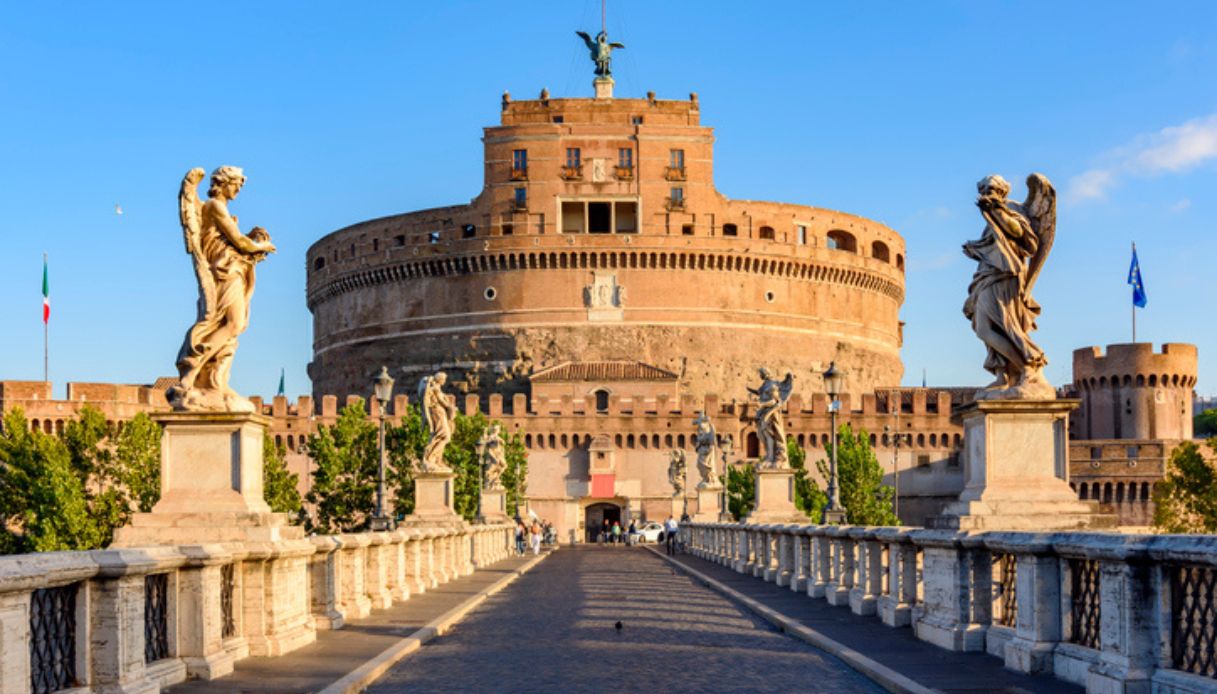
<box><xmin>584</xmin><ymin>501</ymin><xmax>622</xmax><ymax>543</ymax></box>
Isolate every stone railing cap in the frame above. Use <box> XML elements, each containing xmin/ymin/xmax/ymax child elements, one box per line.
<box><xmin>1051</xmin><ymin>532</ymin><xmax>1155</xmax><ymax>561</ymax></box>
<box><xmin>871</xmin><ymin>527</ymin><xmax>915</xmax><ymax>542</ymax></box>
<box><xmin>908</xmin><ymin>528</ymin><xmax>970</xmax><ymax>549</ymax></box>
<box><xmin>981</xmin><ymin>532</ymin><xmax>1059</xmax><ymax>555</ymax></box>
<box><xmin>94</xmin><ymin>547</ymin><xmax>186</xmax><ymax>577</ymax></box>
<box><xmin>310</xmin><ymin>535</ymin><xmax>343</xmax><ymax>551</ymax></box>
<box><xmin>0</xmin><ymin>551</ymin><xmax>100</xmax><ymax>593</ymax></box>
<box><xmin>177</xmin><ymin>544</ymin><xmax>235</xmax><ymax>566</ymax></box>
<box><xmin>1146</xmin><ymin>534</ymin><xmax>1217</xmax><ymax>567</ymax></box>
<box><xmin>337</xmin><ymin>533</ymin><xmax>373</xmax><ymax>547</ymax></box>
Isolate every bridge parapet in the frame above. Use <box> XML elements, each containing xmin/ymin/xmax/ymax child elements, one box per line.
<box><xmin>684</xmin><ymin>521</ymin><xmax>1217</xmax><ymax>693</ymax></box>
<box><xmin>0</xmin><ymin>524</ymin><xmax>512</xmax><ymax>693</ymax></box>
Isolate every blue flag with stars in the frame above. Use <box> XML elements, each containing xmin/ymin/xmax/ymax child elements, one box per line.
<box><xmin>1128</xmin><ymin>247</ymin><xmax>1147</xmax><ymax>308</ymax></box>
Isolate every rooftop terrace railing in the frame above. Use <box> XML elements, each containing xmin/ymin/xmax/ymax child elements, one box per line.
<box><xmin>0</xmin><ymin>524</ymin><xmax>512</xmax><ymax>694</ymax></box>
<box><xmin>684</xmin><ymin>522</ymin><xmax>1217</xmax><ymax>694</ymax></box>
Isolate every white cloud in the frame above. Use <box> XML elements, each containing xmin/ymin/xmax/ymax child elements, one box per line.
<box><xmin>1067</xmin><ymin>113</ymin><xmax>1217</xmax><ymax>202</ymax></box>
<box><xmin>1169</xmin><ymin>198</ymin><xmax>1192</xmax><ymax>213</ymax></box>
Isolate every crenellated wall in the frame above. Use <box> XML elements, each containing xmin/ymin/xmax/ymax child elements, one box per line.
<box><xmin>1071</xmin><ymin>343</ymin><xmax>1197</xmax><ymax>441</ymax></box>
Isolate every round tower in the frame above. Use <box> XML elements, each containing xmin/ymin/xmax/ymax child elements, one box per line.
<box><xmin>306</xmin><ymin>90</ymin><xmax>906</xmax><ymax>400</ymax></box>
<box><xmin>1072</xmin><ymin>343</ymin><xmax>1197</xmax><ymax>440</ymax></box>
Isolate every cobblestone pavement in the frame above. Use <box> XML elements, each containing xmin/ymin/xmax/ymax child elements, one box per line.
<box><xmin>368</xmin><ymin>545</ymin><xmax>884</xmax><ymax>693</ymax></box>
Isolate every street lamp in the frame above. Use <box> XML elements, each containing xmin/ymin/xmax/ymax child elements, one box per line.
<box><xmin>821</xmin><ymin>361</ymin><xmax>847</xmax><ymax>524</ymax></box>
<box><xmin>370</xmin><ymin>366</ymin><xmax>395</xmax><ymax>531</ymax></box>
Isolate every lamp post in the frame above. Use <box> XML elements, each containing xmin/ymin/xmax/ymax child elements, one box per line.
<box><xmin>884</xmin><ymin>392</ymin><xmax>904</xmax><ymax>523</ymax></box>
<box><xmin>821</xmin><ymin>361</ymin><xmax>847</xmax><ymax>524</ymax></box>
<box><xmin>370</xmin><ymin>366</ymin><xmax>395</xmax><ymax>531</ymax></box>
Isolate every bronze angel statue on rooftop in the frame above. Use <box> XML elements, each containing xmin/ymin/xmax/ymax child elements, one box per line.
<box><xmin>963</xmin><ymin>173</ymin><xmax>1056</xmax><ymax>400</ymax></box>
<box><xmin>168</xmin><ymin>167</ymin><xmax>275</xmax><ymax>412</ymax></box>
<box><xmin>576</xmin><ymin>30</ymin><xmax>624</xmax><ymax>78</ymax></box>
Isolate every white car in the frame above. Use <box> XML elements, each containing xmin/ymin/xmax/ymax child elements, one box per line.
<box><xmin>634</xmin><ymin>521</ymin><xmax>665</xmax><ymax>543</ymax></box>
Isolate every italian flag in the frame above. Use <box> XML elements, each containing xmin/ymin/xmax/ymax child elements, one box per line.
<box><xmin>42</xmin><ymin>256</ymin><xmax>49</xmax><ymax>323</ymax></box>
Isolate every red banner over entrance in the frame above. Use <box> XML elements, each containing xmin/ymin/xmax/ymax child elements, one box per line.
<box><xmin>590</xmin><ymin>474</ymin><xmax>615</xmax><ymax>499</ymax></box>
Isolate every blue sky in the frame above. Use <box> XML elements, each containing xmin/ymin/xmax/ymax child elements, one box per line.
<box><xmin>1</xmin><ymin>1</ymin><xmax>1215</xmax><ymax>398</ymax></box>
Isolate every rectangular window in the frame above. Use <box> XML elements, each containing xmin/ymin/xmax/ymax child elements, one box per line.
<box><xmin>682</xmin><ymin>224</ymin><xmax>694</xmax><ymax>236</ymax></box>
<box><xmin>561</xmin><ymin>201</ymin><xmax>584</xmax><ymax>233</ymax></box>
<box><xmin>514</xmin><ymin>187</ymin><xmax>527</xmax><ymax>208</ymax></box>
<box><xmin>462</xmin><ymin>224</ymin><xmax>476</xmax><ymax>239</ymax></box>
<box><xmin>512</xmin><ymin>149</ymin><xmax>527</xmax><ymax>174</ymax></box>
<box><xmin>615</xmin><ymin>201</ymin><xmax>637</xmax><ymax>233</ymax></box>
<box><xmin>618</xmin><ymin>148</ymin><xmax>633</xmax><ymax>169</ymax></box>
<box><xmin>722</xmin><ymin>223</ymin><xmax>738</xmax><ymax>236</ymax></box>
<box><xmin>553</xmin><ymin>115</ymin><xmax>564</xmax><ymax>123</ymax></box>
<box><xmin>631</xmin><ymin>115</ymin><xmax>643</xmax><ymax>125</ymax></box>
<box><xmin>501</xmin><ymin>223</ymin><xmax>513</xmax><ymax>236</ymax></box>
<box><xmin>797</xmin><ymin>225</ymin><xmax>807</xmax><ymax>245</ymax></box>
<box><xmin>428</xmin><ymin>231</ymin><xmax>440</xmax><ymax>244</ymax></box>
<box><xmin>588</xmin><ymin>202</ymin><xmax>611</xmax><ymax>234</ymax></box>
<box><xmin>670</xmin><ymin>149</ymin><xmax>685</xmax><ymax>168</ymax></box>
<box><xmin>917</xmin><ymin>454</ymin><xmax>931</xmax><ymax>468</ymax></box>
<box><xmin>670</xmin><ymin>187</ymin><xmax>684</xmax><ymax>203</ymax></box>
<box><xmin>566</xmin><ymin>148</ymin><xmax>581</xmax><ymax>168</ymax></box>
<box><xmin>394</xmin><ymin>235</ymin><xmax>406</xmax><ymax>246</ymax></box>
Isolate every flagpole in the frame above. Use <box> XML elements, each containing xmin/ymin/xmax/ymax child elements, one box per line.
<box><xmin>1131</xmin><ymin>242</ymin><xmax>1136</xmax><ymax>343</ymax></box>
<box><xmin>43</xmin><ymin>252</ymin><xmax>48</xmax><ymax>384</ymax></box>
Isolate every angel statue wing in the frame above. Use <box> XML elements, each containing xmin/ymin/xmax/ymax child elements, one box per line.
<box><xmin>417</xmin><ymin>375</ymin><xmax>432</xmax><ymax>429</ymax></box>
<box><xmin>610</xmin><ymin>41</ymin><xmax>625</xmax><ymax>49</ymax></box>
<box><xmin>1022</xmin><ymin>173</ymin><xmax>1056</xmax><ymax>295</ymax></box>
<box><xmin>575</xmin><ymin>30</ymin><xmax>594</xmax><ymax>51</ymax></box>
<box><xmin>778</xmin><ymin>372</ymin><xmax>795</xmax><ymax>404</ymax></box>
<box><xmin>179</xmin><ymin>168</ymin><xmax>216</xmax><ymax>324</ymax></box>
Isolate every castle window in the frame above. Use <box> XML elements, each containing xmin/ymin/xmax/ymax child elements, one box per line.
<box><xmin>552</xmin><ymin>115</ymin><xmax>564</xmax><ymax>124</ymax></box>
<box><xmin>618</xmin><ymin>148</ymin><xmax>633</xmax><ymax>169</ymax></box>
<box><xmin>428</xmin><ymin>231</ymin><xmax>440</xmax><ymax>244</ymax></box>
<box><xmin>395</xmin><ymin>234</ymin><xmax>406</xmax><ymax>246</ymax></box>
<box><xmin>565</xmin><ymin>148</ymin><xmax>581</xmax><ymax>169</ymax></box>
<box><xmin>514</xmin><ymin>187</ymin><xmax>527</xmax><ymax>210</ymax></box>
<box><xmin>594</xmin><ymin>389</ymin><xmax>610</xmax><ymax>413</ymax></box>
<box><xmin>871</xmin><ymin>241</ymin><xmax>890</xmax><ymax>263</ymax></box>
<box><xmin>682</xmin><ymin>224</ymin><xmax>694</xmax><ymax>236</ymax></box>
<box><xmin>615</xmin><ymin>201</ymin><xmax>637</xmax><ymax>233</ymax></box>
<box><xmin>512</xmin><ymin>149</ymin><xmax>528</xmax><ymax>178</ymax></box>
<box><xmin>896</xmin><ymin>254</ymin><xmax>905</xmax><ymax>271</ymax></box>
<box><xmin>797</xmin><ymin>225</ymin><xmax>807</xmax><ymax>245</ymax></box>
<box><xmin>1126</xmin><ymin>445</ymin><xmax>1139</xmax><ymax>459</ymax></box>
<box><xmin>723</xmin><ymin>223</ymin><xmax>738</xmax><ymax>237</ymax></box>
<box><xmin>313</xmin><ymin>257</ymin><xmax>326</xmax><ymax>270</ymax></box>
<box><xmin>502</xmin><ymin>223</ymin><xmax>513</xmax><ymax>236</ymax></box>
<box><xmin>667</xmin><ymin>187</ymin><xmax>685</xmax><ymax>211</ymax></box>
<box><xmin>759</xmin><ymin>226</ymin><xmax>775</xmax><ymax>240</ymax></box>
<box><xmin>670</xmin><ymin>149</ymin><xmax>684</xmax><ymax>168</ymax></box>
<box><xmin>631</xmin><ymin>115</ymin><xmax>643</xmax><ymax>125</ymax></box>
<box><xmin>826</xmin><ymin>230</ymin><xmax>857</xmax><ymax>253</ymax></box>
<box><xmin>562</xmin><ymin>201</ymin><xmax>584</xmax><ymax>233</ymax></box>
<box><xmin>372</xmin><ymin>238</ymin><xmax>379</xmax><ymax>251</ymax></box>
<box><xmin>350</xmin><ymin>243</ymin><xmax>356</xmax><ymax>257</ymax></box>
<box><xmin>589</xmin><ymin>202</ymin><xmax>611</xmax><ymax>234</ymax></box>
<box><xmin>917</xmin><ymin>454</ymin><xmax>931</xmax><ymax>469</ymax></box>
<box><xmin>462</xmin><ymin>224</ymin><xmax>476</xmax><ymax>239</ymax></box>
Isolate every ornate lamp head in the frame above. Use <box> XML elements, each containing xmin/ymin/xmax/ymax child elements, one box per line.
<box><xmin>373</xmin><ymin>366</ymin><xmax>395</xmax><ymax>406</ymax></box>
<box><xmin>823</xmin><ymin>361</ymin><xmax>845</xmax><ymax>400</ymax></box>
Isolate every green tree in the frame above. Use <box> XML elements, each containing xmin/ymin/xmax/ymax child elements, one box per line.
<box><xmin>788</xmin><ymin>438</ymin><xmax>827</xmax><ymax>519</ymax></box>
<box><xmin>263</xmin><ymin>434</ymin><xmax>303</xmax><ymax>517</ymax></box>
<box><xmin>386</xmin><ymin>403</ymin><xmax>429</xmax><ymax>518</ymax></box>
<box><xmin>305</xmin><ymin>399</ymin><xmax>378</xmax><ymax>533</ymax></box>
<box><xmin>0</xmin><ymin>408</ymin><xmax>100</xmax><ymax>553</ymax></box>
<box><xmin>1194</xmin><ymin>409</ymin><xmax>1217</xmax><ymax>438</ymax></box>
<box><xmin>724</xmin><ymin>462</ymin><xmax>755</xmax><ymax>521</ymax></box>
<box><xmin>816</xmin><ymin>425</ymin><xmax>898</xmax><ymax>526</ymax></box>
<box><xmin>501</xmin><ymin>431</ymin><xmax>528</xmax><ymax>516</ymax></box>
<box><xmin>1153</xmin><ymin>439</ymin><xmax>1217</xmax><ymax>534</ymax></box>
<box><xmin>446</xmin><ymin>411</ymin><xmax>489</xmax><ymax>522</ymax></box>
<box><xmin>61</xmin><ymin>407</ymin><xmax>129</xmax><ymax>543</ymax></box>
<box><xmin>115</xmin><ymin>413</ymin><xmax>161</xmax><ymax>513</ymax></box>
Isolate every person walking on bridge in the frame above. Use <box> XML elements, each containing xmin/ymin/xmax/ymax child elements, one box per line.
<box><xmin>664</xmin><ymin>516</ymin><xmax>680</xmax><ymax>555</ymax></box>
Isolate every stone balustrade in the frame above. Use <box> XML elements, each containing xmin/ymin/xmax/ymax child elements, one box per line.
<box><xmin>1</xmin><ymin>523</ymin><xmax>513</xmax><ymax>694</ymax></box>
<box><xmin>685</xmin><ymin>522</ymin><xmax>1217</xmax><ymax>694</ymax></box>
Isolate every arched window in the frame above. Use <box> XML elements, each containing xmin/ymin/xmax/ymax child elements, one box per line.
<box><xmin>826</xmin><ymin>230</ymin><xmax>857</xmax><ymax>253</ymax></box>
<box><xmin>896</xmin><ymin>254</ymin><xmax>904</xmax><ymax>271</ymax></box>
<box><xmin>871</xmin><ymin>241</ymin><xmax>890</xmax><ymax>263</ymax></box>
<box><xmin>627</xmin><ymin>434</ymin><xmax>635</xmax><ymax>449</ymax></box>
<box><xmin>746</xmin><ymin>432</ymin><xmax>759</xmax><ymax>458</ymax></box>
<box><xmin>594</xmin><ymin>389</ymin><xmax>610</xmax><ymax>413</ymax></box>
<box><xmin>758</xmin><ymin>225</ymin><xmax>775</xmax><ymax>240</ymax></box>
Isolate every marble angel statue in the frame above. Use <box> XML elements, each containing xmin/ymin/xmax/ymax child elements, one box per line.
<box><xmin>417</xmin><ymin>372</ymin><xmax>455</xmax><ymax>473</ymax></box>
<box><xmin>748</xmin><ymin>369</ymin><xmax>794</xmax><ymax>468</ymax></box>
<box><xmin>963</xmin><ymin>173</ymin><xmax>1057</xmax><ymax>400</ymax></box>
<box><xmin>168</xmin><ymin>166</ymin><xmax>275</xmax><ymax>412</ymax></box>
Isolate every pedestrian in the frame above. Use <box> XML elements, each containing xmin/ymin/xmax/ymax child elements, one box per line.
<box><xmin>627</xmin><ymin>519</ymin><xmax>637</xmax><ymax>546</ymax></box>
<box><xmin>530</xmin><ymin>520</ymin><xmax>543</xmax><ymax>555</ymax></box>
<box><xmin>611</xmin><ymin>520</ymin><xmax>622</xmax><ymax>545</ymax></box>
<box><xmin>515</xmin><ymin>520</ymin><xmax>527</xmax><ymax>555</ymax></box>
<box><xmin>601</xmin><ymin>518</ymin><xmax>610</xmax><ymax>545</ymax></box>
<box><xmin>664</xmin><ymin>515</ymin><xmax>680</xmax><ymax>555</ymax></box>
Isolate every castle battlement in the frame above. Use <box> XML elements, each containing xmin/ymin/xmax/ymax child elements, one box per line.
<box><xmin>1073</xmin><ymin>342</ymin><xmax>1198</xmax><ymax>386</ymax></box>
<box><xmin>1069</xmin><ymin>343</ymin><xmax>1198</xmax><ymax>441</ymax></box>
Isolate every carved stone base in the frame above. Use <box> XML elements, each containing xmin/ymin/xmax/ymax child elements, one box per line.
<box><xmin>403</xmin><ymin>471</ymin><xmax>464</xmax><ymax>527</ymax></box>
<box><xmin>693</xmin><ymin>487</ymin><xmax>724</xmax><ymax>521</ymax></box>
<box><xmin>594</xmin><ymin>76</ymin><xmax>614</xmax><ymax>100</ymax></box>
<box><xmin>745</xmin><ymin>468</ymin><xmax>806</xmax><ymax>524</ymax></box>
<box><xmin>930</xmin><ymin>399</ymin><xmax>1114</xmax><ymax>531</ymax></box>
<box><xmin>477</xmin><ymin>489</ymin><xmax>510</xmax><ymax>524</ymax></box>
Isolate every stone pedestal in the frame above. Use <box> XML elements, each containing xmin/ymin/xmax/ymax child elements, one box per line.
<box><xmin>477</xmin><ymin>488</ymin><xmax>510</xmax><ymax>524</ymax></box>
<box><xmin>745</xmin><ymin>468</ymin><xmax>806</xmax><ymax>524</ymax></box>
<box><xmin>404</xmin><ymin>471</ymin><xmax>464</xmax><ymax>527</ymax></box>
<box><xmin>594</xmin><ymin>76</ymin><xmax>614</xmax><ymax>99</ymax></box>
<box><xmin>693</xmin><ymin>486</ymin><xmax>723</xmax><ymax>522</ymax></box>
<box><xmin>114</xmin><ymin>412</ymin><xmax>304</xmax><ymax>545</ymax></box>
<box><xmin>930</xmin><ymin>400</ymin><xmax>1113</xmax><ymax>531</ymax></box>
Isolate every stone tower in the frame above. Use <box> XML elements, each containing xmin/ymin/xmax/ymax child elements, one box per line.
<box><xmin>1071</xmin><ymin>343</ymin><xmax>1197</xmax><ymax>441</ymax></box>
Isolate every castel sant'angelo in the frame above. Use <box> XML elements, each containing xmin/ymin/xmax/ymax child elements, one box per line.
<box><xmin>0</xmin><ymin>44</ymin><xmax>1201</xmax><ymax>541</ymax></box>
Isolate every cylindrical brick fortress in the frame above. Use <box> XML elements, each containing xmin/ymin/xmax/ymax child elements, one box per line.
<box><xmin>306</xmin><ymin>92</ymin><xmax>905</xmax><ymax>401</ymax></box>
<box><xmin>1072</xmin><ymin>343</ymin><xmax>1197</xmax><ymax>441</ymax></box>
